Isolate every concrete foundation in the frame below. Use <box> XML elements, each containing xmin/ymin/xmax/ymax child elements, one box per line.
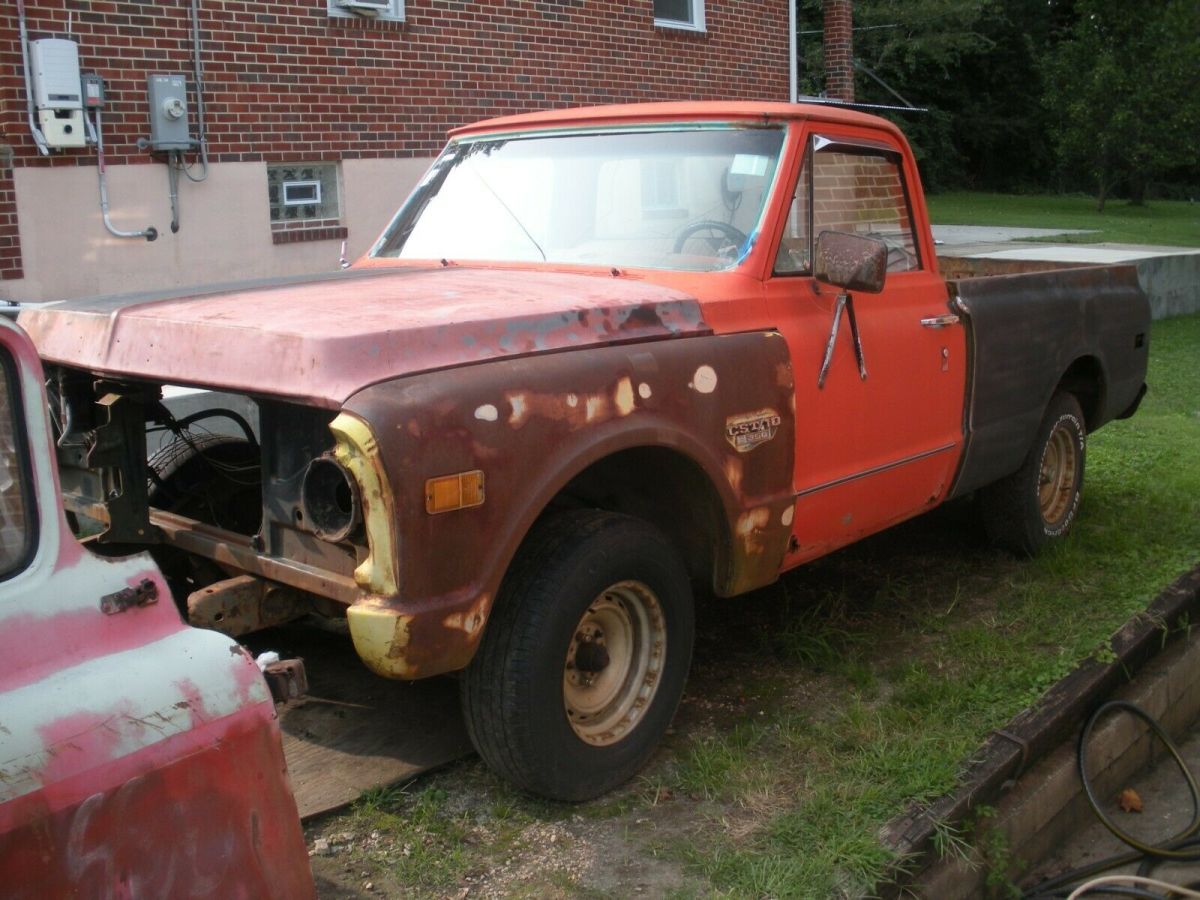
<box><xmin>3</xmin><ymin>157</ymin><xmax>433</xmax><ymax>304</ymax></box>
<box><xmin>933</xmin><ymin>226</ymin><xmax>1200</xmax><ymax>322</ymax></box>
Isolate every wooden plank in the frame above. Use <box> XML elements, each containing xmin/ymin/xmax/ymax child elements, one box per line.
<box><xmin>245</xmin><ymin>620</ymin><xmax>473</xmax><ymax>819</ymax></box>
<box><xmin>878</xmin><ymin>564</ymin><xmax>1200</xmax><ymax>896</ymax></box>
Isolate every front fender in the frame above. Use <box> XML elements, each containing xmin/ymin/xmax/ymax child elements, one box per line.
<box><xmin>342</xmin><ymin>331</ymin><xmax>796</xmax><ymax>678</ymax></box>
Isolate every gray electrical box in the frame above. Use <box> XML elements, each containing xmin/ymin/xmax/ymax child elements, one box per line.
<box><xmin>147</xmin><ymin>74</ymin><xmax>192</xmax><ymax>151</ymax></box>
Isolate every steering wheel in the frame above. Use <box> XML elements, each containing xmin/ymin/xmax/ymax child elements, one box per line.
<box><xmin>672</xmin><ymin>220</ymin><xmax>749</xmax><ymax>255</ymax></box>
<box><xmin>864</xmin><ymin>232</ymin><xmax>917</xmax><ymax>272</ymax></box>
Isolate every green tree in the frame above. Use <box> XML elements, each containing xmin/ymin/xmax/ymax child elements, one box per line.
<box><xmin>794</xmin><ymin>0</ymin><xmax>1068</xmax><ymax>192</ymax></box>
<box><xmin>1043</xmin><ymin>0</ymin><xmax>1200</xmax><ymax>209</ymax></box>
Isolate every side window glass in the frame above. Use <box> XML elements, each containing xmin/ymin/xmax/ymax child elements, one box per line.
<box><xmin>0</xmin><ymin>350</ymin><xmax>33</xmax><ymax>579</ymax></box>
<box><xmin>774</xmin><ymin>150</ymin><xmax>811</xmax><ymax>275</ymax></box>
<box><xmin>811</xmin><ymin>148</ymin><xmax>920</xmax><ymax>272</ymax></box>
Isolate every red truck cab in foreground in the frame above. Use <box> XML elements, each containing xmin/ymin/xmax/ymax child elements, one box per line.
<box><xmin>19</xmin><ymin>102</ymin><xmax>1150</xmax><ymax>801</ymax></box>
<box><xmin>0</xmin><ymin>315</ymin><xmax>313</xmax><ymax>898</ymax></box>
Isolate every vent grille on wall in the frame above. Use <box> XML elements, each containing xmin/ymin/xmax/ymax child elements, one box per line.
<box><xmin>336</xmin><ymin>0</ymin><xmax>390</xmax><ymax>14</ymax></box>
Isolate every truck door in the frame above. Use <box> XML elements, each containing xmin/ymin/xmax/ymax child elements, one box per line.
<box><xmin>763</xmin><ymin>129</ymin><xmax>967</xmax><ymax>565</ymax></box>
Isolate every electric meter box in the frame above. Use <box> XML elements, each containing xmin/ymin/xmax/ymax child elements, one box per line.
<box><xmin>29</xmin><ymin>38</ymin><xmax>86</xmax><ymax>149</ymax></box>
<box><xmin>147</xmin><ymin>74</ymin><xmax>192</xmax><ymax>151</ymax></box>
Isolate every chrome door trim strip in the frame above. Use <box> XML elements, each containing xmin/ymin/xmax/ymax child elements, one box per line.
<box><xmin>795</xmin><ymin>442</ymin><xmax>958</xmax><ymax>498</ymax></box>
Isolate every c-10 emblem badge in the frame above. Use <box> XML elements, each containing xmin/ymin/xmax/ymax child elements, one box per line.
<box><xmin>725</xmin><ymin>408</ymin><xmax>782</xmax><ymax>453</ymax></box>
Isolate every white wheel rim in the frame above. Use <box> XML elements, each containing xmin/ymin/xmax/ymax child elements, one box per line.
<box><xmin>562</xmin><ymin>580</ymin><xmax>666</xmax><ymax>747</ymax></box>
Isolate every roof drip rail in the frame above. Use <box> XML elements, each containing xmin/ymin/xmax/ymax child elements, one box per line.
<box><xmin>795</xmin><ymin>95</ymin><xmax>929</xmax><ymax>115</ymax></box>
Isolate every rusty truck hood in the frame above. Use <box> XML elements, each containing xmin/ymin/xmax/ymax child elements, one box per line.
<box><xmin>19</xmin><ymin>267</ymin><xmax>708</xmax><ymax>407</ymax></box>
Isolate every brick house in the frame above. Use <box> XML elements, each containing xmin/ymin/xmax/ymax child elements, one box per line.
<box><xmin>1</xmin><ymin>1</ymin><xmax>791</xmax><ymax>303</ymax></box>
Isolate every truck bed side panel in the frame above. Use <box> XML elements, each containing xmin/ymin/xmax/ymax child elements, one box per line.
<box><xmin>949</xmin><ymin>264</ymin><xmax>1150</xmax><ymax>497</ymax></box>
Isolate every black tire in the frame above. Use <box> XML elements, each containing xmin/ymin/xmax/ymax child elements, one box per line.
<box><xmin>980</xmin><ymin>391</ymin><xmax>1086</xmax><ymax>556</ymax></box>
<box><xmin>460</xmin><ymin>510</ymin><xmax>695</xmax><ymax>801</ymax></box>
<box><xmin>148</xmin><ymin>434</ymin><xmax>261</xmax><ymax>600</ymax></box>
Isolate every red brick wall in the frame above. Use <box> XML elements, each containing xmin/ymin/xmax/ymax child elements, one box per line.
<box><xmin>1</xmin><ymin>1</ymin><xmax>790</xmax><ymax>167</ymax></box>
<box><xmin>0</xmin><ymin>1</ymin><xmax>789</xmax><ymax>280</ymax></box>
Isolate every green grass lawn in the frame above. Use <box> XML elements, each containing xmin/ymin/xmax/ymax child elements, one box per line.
<box><xmin>670</xmin><ymin>312</ymin><xmax>1200</xmax><ymax>896</ymax></box>
<box><xmin>311</xmin><ymin>313</ymin><xmax>1200</xmax><ymax>900</ymax></box>
<box><xmin>927</xmin><ymin>191</ymin><xmax>1200</xmax><ymax>247</ymax></box>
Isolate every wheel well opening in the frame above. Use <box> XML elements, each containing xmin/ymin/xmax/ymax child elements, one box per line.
<box><xmin>1058</xmin><ymin>356</ymin><xmax>1105</xmax><ymax>432</ymax></box>
<box><xmin>544</xmin><ymin>446</ymin><xmax>727</xmax><ymax>592</ymax></box>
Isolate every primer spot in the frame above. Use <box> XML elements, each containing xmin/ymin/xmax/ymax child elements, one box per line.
<box><xmin>737</xmin><ymin>507</ymin><xmax>771</xmax><ymax>536</ymax></box>
<box><xmin>614</xmin><ymin>377</ymin><xmax>635</xmax><ymax>416</ymax></box>
<box><xmin>638</xmin><ymin>382</ymin><xmax>652</xmax><ymax>400</ymax></box>
<box><xmin>566</xmin><ymin>393</ymin><xmax>579</xmax><ymax>408</ymax></box>
<box><xmin>508</xmin><ymin>393</ymin><xmax>528</xmax><ymax>426</ymax></box>
<box><xmin>474</xmin><ymin>404</ymin><xmax>499</xmax><ymax>422</ymax></box>
<box><xmin>585</xmin><ymin>395</ymin><xmax>607</xmax><ymax>423</ymax></box>
<box><xmin>781</xmin><ymin>504</ymin><xmax>795</xmax><ymax>527</ymax></box>
<box><xmin>691</xmin><ymin>365</ymin><xmax>718</xmax><ymax>394</ymax></box>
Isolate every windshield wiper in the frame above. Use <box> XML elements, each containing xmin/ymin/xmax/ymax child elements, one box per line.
<box><xmin>467</xmin><ymin>161</ymin><xmax>547</xmax><ymax>262</ymax></box>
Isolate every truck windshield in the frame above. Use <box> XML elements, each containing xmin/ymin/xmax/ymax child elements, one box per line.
<box><xmin>373</xmin><ymin>126</ymin><xmax>786</xmax><ymax>272</ymax></box>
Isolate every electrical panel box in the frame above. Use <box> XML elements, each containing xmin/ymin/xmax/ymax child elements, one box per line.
<box><xmin>147</xmin><ymin>74</ymin><xmax>192</xmax><ymax>152</ymax></box>
<box><xmin>29</xmin><ymin>39</ymin><xmax>86</xmax><ymax>149</ymax></box>
<box><xmin>81</xmin><ymin>73</ymin><xmax>106</xmax><ymax>110</ymax></box>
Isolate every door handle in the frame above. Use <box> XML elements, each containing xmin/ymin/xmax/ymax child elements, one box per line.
<box><xmin>920</xmin><ymin>314</ymin><xmax>960</xmax><ymax>329</ymax></box>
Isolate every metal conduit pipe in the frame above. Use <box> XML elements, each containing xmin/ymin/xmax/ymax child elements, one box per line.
<box><xmin>91</xmin><ymin>109</ymin><xmax>158</xmax><ymax>242</ymax></box>
<box><xmin>16</xmin><ymin>0</ymin><xmax>51</xmax><ymax>156</ymax></box>
<box><xmin>185</xmin><ymin>0</ymin><xmax>210</xmax><ymax>183</ymax></box>
<box><xmin>167</xmin><ymin>152</ymin><xmax>181</xmax><ymax>233</ymax></box>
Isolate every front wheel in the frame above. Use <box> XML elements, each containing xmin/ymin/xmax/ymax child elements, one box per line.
<box><xmin>460</xmin><ymin>510</ymin><xmax>694</xmax><ymax>801</ymax></box>
<box><xmin>980</xmin><ymin>391</ymin><xmax>1086</xmax><ymax>556</ymax></box>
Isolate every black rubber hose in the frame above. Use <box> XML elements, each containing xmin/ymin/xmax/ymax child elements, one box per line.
<box><xmin>1021</xmin><ymin>701</ymin><xmax>1200</xmax><ymax>898</ymax></box>
<box><xmin>1078</xmin><ymin>701</ymin><xmax>1200</xmax><ymax>860</ymax></box>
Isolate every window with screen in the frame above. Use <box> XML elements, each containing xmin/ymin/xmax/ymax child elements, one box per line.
<box><xmin>0</xmin><ymin>350</ymin><xmax>33</xmax><ymax>579</ymax></box>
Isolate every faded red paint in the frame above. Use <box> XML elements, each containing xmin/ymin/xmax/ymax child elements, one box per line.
<box><xmin>0</xmin><ymin>316</ymin><xmax>313</xmax><ymax>897</ymax></box>
<box><xmin>0</xmin><ymin>575</ymin><xmax>179</xmax><ymax>693</ymax></box>
<box><xmin>20</xmin><ymin>268</ymin><xmax>707</xmax><ymax>408</ymax></box>
<box><xmin>0</xmin><ymin>708</ymin><xmax>313</xmax><ymax>900</ymax></box>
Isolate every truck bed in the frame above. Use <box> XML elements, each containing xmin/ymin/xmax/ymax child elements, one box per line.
<box><xmin>948</xmin><ymin>263</ymin><xmax>1150</xmax><ymax>498</ymax></box>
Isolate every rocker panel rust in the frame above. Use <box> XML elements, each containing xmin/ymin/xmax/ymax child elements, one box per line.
<box><xmin>343</xmin><ymin>330</ymin><xmax>797</xmax><ymax>680</ymax></box>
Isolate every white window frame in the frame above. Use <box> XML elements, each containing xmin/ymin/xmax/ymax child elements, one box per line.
<box><xmin>653</xmin><ymin>0</ymin><xmax>705</xmax><ymax>32</ymax></box>
<box><xmin>282</xmin><ymin>180</ymin><xmax>322</xmax><ymax>207</ymax></box>
<box><xmin>327</xmin><ymin>0</ymin><xmax>404</xmax><ymax>22</ymax></box>
<box><xmin>268</xmin><ymin>162</ymin><xmax>342</xmax><ymax>224</ymax></box>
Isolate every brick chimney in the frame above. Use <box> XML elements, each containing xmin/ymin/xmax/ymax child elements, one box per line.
<box><xmin>822</xmin><ymin>0</ymin><xmax>854</xmax><ymax>102</ymax></box>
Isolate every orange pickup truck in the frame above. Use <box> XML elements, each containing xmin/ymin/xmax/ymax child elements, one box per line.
<box><xmin>20</xmin><ymin>102</ymin><xmax>1150</xmax><ymax>801</ymax></box>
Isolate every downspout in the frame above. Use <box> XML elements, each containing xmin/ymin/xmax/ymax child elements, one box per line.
<box><xmin>789</xmin><ymin>0</ymin><xmax>798</xmax><ymax>103</ymax></box>
<box><xmin>16</xmin><ymin>0</ymin><xmax>51</xmax><ymax>156</ymax></box>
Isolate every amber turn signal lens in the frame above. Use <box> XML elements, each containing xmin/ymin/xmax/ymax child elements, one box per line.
<box><xmin>425</xmin><ymin>470</ymin><xmax>485</xmax><ymax>514</ymax></box>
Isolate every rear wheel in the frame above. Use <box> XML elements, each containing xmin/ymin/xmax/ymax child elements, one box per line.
<box><xmin>460</xmin><ymin>510</ymin><xmax>694</xmax><ymax>801</ymax></box>
<box><xmin>980</xmin><ymin>391</ymin><xmax>1086</xmax><ymax>556</ymax></box>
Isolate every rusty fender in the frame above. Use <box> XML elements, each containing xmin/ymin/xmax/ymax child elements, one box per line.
<box><xmin>341</xmin><ymin>331</ymin><xmax>797</xmax><ymax>679</ymax></box>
